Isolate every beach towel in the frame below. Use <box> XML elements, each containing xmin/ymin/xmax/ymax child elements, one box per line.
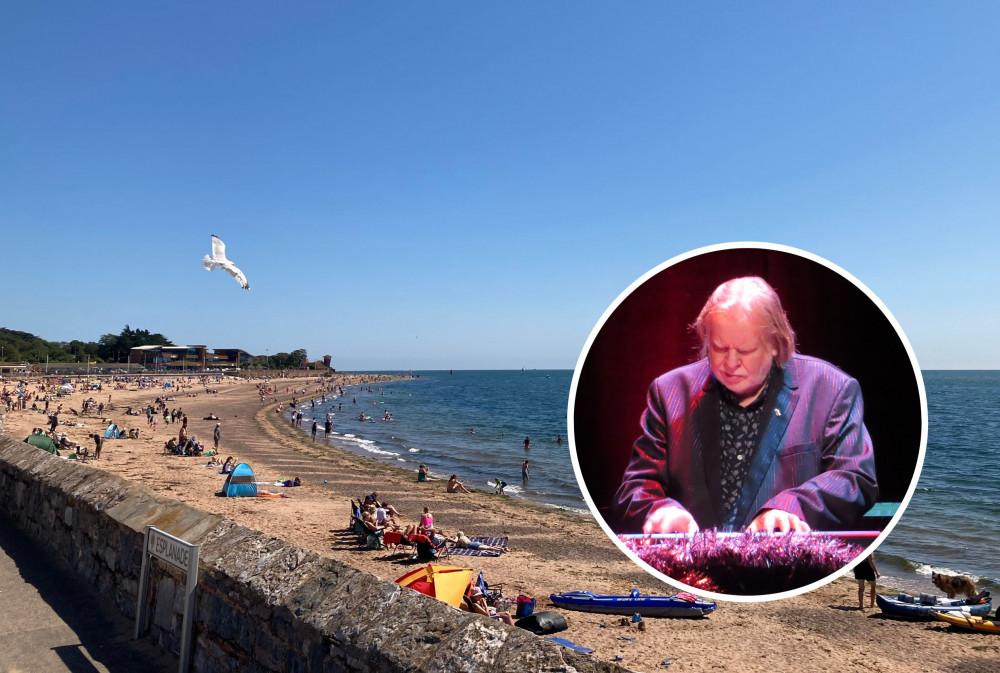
<box><xmin>547</xmin><ymin>637</ymin><xmax>594</xmax><ymax>653</ymax></box>
<box><xmin>447</xmin><ymin>536</ymin><xmax>508</xmax><ymax>557</ymax></box>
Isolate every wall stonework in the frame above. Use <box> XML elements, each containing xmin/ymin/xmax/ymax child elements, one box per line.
<box><xmin>0</xmin><ymin>438</ymin><xmax>619</xmax><ymax>672</ymax></box>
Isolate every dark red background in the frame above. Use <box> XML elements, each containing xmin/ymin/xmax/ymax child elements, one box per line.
<box><xmin>572</xmin><ymin>247</ymin><xmax>923</xmax><ymax>528</ymax></box>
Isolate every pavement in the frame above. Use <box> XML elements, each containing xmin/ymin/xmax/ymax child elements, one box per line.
<box><xmin>0</xmin><ymin>516</ymin><xmax>175</xmax><ymax>673</ymax></box>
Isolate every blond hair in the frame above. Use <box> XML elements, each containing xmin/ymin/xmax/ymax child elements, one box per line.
<box><xmin>693</xmin><ymin>276</ymin><xmax>796</xmax><ymax>366</ymax></box>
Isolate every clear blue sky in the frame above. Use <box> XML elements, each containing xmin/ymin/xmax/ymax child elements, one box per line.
<box><xmin>2</xmin><ymin>3</ymin><xmax>998</xmax><ymax>370</ymax></box>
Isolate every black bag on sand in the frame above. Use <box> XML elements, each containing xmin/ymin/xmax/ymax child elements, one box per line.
<box><xmin>515</xmin><ymin>611</ymin><xmax>568</xmax><ymax>635</ymax></box>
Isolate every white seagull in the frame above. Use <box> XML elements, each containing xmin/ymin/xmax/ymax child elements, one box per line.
<box><xmin>202</xmin><ymin>234</ymin><xmax>250</xmax><ymax>290</ymax></box>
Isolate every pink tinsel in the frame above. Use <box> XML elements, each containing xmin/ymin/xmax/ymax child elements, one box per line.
<box><xmin>622</xmin><ymin>530</ymin><xmax>864</xmax><ymax>595</ymax></box>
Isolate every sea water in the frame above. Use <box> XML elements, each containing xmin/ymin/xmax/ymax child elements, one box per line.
<box><xmin>876</xmin><ymin>370</ymin><xmax>1000</xmax><ymax>597</ymax></box>
<box><xmin>287</xmin><ymin>370</ymin><xmax>587</xmax><ymax>513</ymax></box>
<box><xmin>292</xmin><ymin>368</ymin><xmax>1000</xmax><ymax>598</ymax></box>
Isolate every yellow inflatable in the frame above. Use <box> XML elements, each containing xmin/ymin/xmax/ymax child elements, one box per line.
<box><xmin>934</xmin><ymin>611</ymin><xmax>1000</xmax><ymax>633</ymax></box>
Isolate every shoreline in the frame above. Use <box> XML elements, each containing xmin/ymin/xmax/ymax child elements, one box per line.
<box><xmin>280</xmin><ymin>383</ymin><xmax>593</xmax><ymax>518</ymax></box>
<box><xmin>1</xmin><ymin>374</ymin><xmax>997</xmax><ymax>672</ymax></box>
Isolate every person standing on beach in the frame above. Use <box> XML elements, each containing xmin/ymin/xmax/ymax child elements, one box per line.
<box><xmin>89</xmin><ymin>433</ymin><xmax>103</xmax><ymax>460</ymax></box>
<box><xmin>311</xmin><ymin>419</ymin><xmax>318</xmax><ymax>441</ymax></box>
<box><xmin>854</xmin><ymin>554</ymin><xmax>879</xmax><ymax>610</ymax></box>
<box><xmin>615</xmin><ymin>276</ymin><xmax>878</xmax><ymax>535</ymax></box>
<box><xmin>214</xmin><ymin>422</ymin><xmax>221</xmax><ymax>451</ymax></box>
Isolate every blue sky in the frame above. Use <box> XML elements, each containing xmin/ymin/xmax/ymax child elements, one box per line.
<box><xmin>2</xmin><ymin>3</ymin><xmax>998</xmax><ymax>370</ymax></box>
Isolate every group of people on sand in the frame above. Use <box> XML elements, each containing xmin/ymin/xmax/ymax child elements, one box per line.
<box><xmin>356</xmin><ymin>495</ymin><xmax>508</xmax><ymax>556</ymax></box>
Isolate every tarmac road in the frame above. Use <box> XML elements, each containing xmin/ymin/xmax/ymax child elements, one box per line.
<box><xmin>0</xmin><ymin>515</ymin><xmax>174</xmax><ymax>673</ymax></box>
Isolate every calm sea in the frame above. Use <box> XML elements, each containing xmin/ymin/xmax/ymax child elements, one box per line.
<box><xmin>876</xmin><ymin>370</ymin><xmax>1000</xmax><ymax>597</ymax></box>
<box><xmin>290</xmin><ymin>369</ymin><xmax>998</xmax><ymax>598</ymax></box>
<box><xmin>286</xmin><ymin>370</ymin><xmax>586</xmax><ymax>513</ymax></box>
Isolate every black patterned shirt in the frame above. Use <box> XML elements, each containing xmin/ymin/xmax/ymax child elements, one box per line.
<box><xmin>718</xmin><ymin>369</ymin><xmax>779</xmax><ymax>518</ymax></box>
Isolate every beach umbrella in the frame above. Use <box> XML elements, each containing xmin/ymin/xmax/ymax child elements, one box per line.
<box><xmin>60</xmin><ymin>384</ymin><xmax>74</xmax><ymax>392</ymax></box>
<box><xmin>395</xmin><ymin>564</ymin><xmax>473</xmax><ymax>608</ymax></box>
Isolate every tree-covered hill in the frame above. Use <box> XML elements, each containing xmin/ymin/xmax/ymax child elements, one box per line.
<box><xmin>1</xmin><ymin>326</ymin><xmax>309</xmax><ymax>369</ymax></box>
<box><xmin>0</xmin><ymin>325</ymin><xmax>173</xmax><ymax>363</ymax></box>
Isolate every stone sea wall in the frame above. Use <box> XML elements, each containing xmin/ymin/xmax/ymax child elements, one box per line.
<box><xmin>0</xmin><ymin>437</ymin><xmax>618</xmax><ymax>672</ymax></box>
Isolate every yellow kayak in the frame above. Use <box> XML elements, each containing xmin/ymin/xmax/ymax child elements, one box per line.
<box><xmin>934</xmin><ymin>611</ymin><xmax>1000</xmax><ymax>633</ymax></box>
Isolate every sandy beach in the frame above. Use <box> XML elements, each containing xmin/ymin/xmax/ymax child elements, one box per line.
<box><xmin>2</xmin><ymin>374</ymin><xmax>997</xmax><ymax>673</ymax></box>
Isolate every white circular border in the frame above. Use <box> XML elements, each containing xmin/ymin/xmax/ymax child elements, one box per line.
<box><xmin>567</xmin><ymin>241</ymin><xmax>928</xmax><ymax>603</ymax></box>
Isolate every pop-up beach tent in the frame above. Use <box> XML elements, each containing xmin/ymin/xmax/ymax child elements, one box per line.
<box><xmin>222</xmin><ymin>463</ymin><xmax>258</xmax><ymax>497</ymax></box>
<box><xmin>395</xmin><ymin>564</ymin><xmax>473</xmax><ymax>608</ymax></box>
<box><xmin>24</xmin><ymin>434</ymin><xmax>59</xmax><ymax>455</ymax></box>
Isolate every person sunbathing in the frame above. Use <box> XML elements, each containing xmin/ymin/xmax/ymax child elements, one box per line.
<box><xmin>205</xmin><ymin>455</ymin><xmax>222</xmax><ymax>468</ymax></box>
<box><xmin>361</xmin><ymin>510</ymin><xmax>387</xmax><ymax>532</ymax></box>
<box><xmin>418</xmin><ymin>506</ymin><xmax>435</xmax><ymax>534</ymax></box>
<box><xmin>375</xmin><ymin>502</ymin><xmax>404</xmax><ymax>530</ymax></box>
<box><xmin>462</xmin><ymin>588</ymin><xmax>515</xmax><ymax>625</ymax></box>
<box><xmin>202</xmin><ymin>413</ymin><xmax>220</xmax><ymax>420</ymax></box>
<box><xmin>446</xmin><ymin>475</ymin><xmax>471</xmax><ymax>494</ymax></box>
<box><xmin>447</xmin><ymin>531</ymin><xmax>507</xmax><ymax>554</ymax></box>
<box><xmin>399</xmin><ymin>530</ymin><xmax>443</xmax><ymax>560</ymax></box>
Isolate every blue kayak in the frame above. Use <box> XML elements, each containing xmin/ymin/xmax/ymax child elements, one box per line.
<box><xmin>549</xmin><ymin>590</ymin><xmax>716</xmax><ymax>618</ymax></box>
<box><xmin>876</xmin><ymin>592</ymin><xmax>992</xmax><ymax>620</ymax></box>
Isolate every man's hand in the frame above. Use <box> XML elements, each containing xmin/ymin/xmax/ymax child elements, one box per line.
<box><xmin>747</xmin><ymin>509</ymin><xmax>811</xmax><ymax>533</ymax></box>
<box><xmin>643</xmin><ymin>505</ymin><xmax>699</xmax><ymax>534</ymax></box>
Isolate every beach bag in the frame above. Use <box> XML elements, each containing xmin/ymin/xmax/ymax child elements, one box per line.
<box><xmin>515</xmin><ymin>611</ymin><xmax>567</xmax><ymax>635</ymax></box>
<box><xmin>515</xmin><ymin>594</ymin><xmax>535</xmax><ymax>618</ymax></box>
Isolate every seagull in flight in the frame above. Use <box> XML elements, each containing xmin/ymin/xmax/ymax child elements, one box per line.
<box><xmin>202</xmin><ymin>234</ymin><xmax>249</xmax><ymax>290</ymax></box>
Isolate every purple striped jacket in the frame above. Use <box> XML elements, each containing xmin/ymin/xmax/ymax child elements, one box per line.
<box><xmin>615</xmin><ymin>355</ymin><xmax>878</xmax><ymax>532</ymax></box>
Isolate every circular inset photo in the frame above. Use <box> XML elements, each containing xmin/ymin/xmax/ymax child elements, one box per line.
<box><xmin>569</xmin><ymin>242</ymin><xmax>926</xmax><ymax>601</ymax></box>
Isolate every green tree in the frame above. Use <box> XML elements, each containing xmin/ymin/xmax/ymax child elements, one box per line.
<box><xmin>265</xmin><ymin>349</ymin><xmax>308</xmax><ymax>369</ymax></box>
<box><xmin>97</xmin><ymin>325</ymin><xmax>175</xmax><ymax>362</ymax></box>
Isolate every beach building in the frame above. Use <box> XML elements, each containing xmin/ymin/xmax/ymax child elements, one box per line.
<box><xmin>128</xmin><ymin>345</ymin><xmax>252</xmax><ymax>371</ymax></box>
<box><xmin>0</xmin><ymin>362</ymin><xmax>29</xmax><ymax>376</ymax></box>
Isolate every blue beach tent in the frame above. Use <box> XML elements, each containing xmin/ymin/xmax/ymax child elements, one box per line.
<box><xmin>222</xmin><ymin>463</ymin><xmax>258</xmax><ymax>497</ymax></box>
<box><xmin>104</xmin><ymin>423</ymin><xmax>120</xmax><ymax>439</ymax></box>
